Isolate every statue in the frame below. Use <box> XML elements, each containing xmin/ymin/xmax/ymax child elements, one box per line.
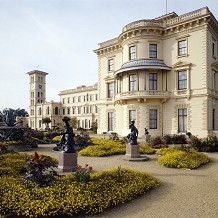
<box><xmin>127</xmin><ymin>120</ymin><xmax>139</xmax><ymax>145</ymax></box>
<box><xmin>53</xmin><ymin>117</ymin><xmax>76</xmax><ymax>153</ymax></box>
<box><xmin>145</xmin><ymin>128</ymin><xmax>149</xmax><ymax>135</ymax></box>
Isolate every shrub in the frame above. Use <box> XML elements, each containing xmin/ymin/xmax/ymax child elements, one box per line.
<box><xmin>158</xmin><ymin>149</ymin><xmax>209</xmax><ymax>169</ymax></box>
<box><xmin>73</xmin><ymin>163</ymin><xmax>93</xmax><ymax>183</ymax></box>
<box><xmin>139</xmin><ymin>144</ymin><xmax>156</xmax><ymax>154</ymax></box>
<box><xmin>79</xmin><ymin>139</ymin><xmax>157</xmax><ymax>157</ymax></box>
<box><xmin>23</xmin><ymin>152</ymin><xmax>58</xmax><ymax>187</ymax></box>
<box><xmin>109</xmin><ymin>132</ymin><xmax>119</xmax><ymax>141</ymax></box>
<box><xmin>79</xmin><ymin>139</ymin><xmax>126</xmax><ymax>156</ymax></box>
<box><xmin>148</xmin><ymin>136</ymin><xmax>163</xmax><ymax>148</ymax></box>
<box><xmin>0</xmin><ymin>168</ymin><xmax>160</xmax><ymax>217</ymax></box>
<box><xmin>0</xmin><ymin>153</ymin><xmax>29</xmax><ymax>175</ymax></box>
<box><xmin>156</xmin><ymin>147</ymin><xmax>179</xmax><ymax>156</ymax></box>
<box><xmin>171</xmin><ymin>134</ymin><xmax>187</xmax><ymax>144</ymax></box>
<box><xmin>90</xmin><ymin>121</ymin><xmax>98</xmax><ymax>133</ymax></box>
<box><xmin>162</xmin><ymin>134</ymin><xmax>172</xmax><ymax>145</ymax></box>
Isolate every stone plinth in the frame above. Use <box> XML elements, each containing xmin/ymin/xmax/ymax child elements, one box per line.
<box><xmin>125</xmin><ymin>143</ymin><xmax>149</xmax><ymax>162</ymax></box>
<box><xmin>125</xmin><ymin>143</ymin><xmax>140</xmax><ymax>158</ymax></box>
<box><xmin>58</xmin><ymin>152</ymin><xmax>77</xmax><ymax>172</ymax></box>
<box><xmin>141</xmin><ymin>135</ymin><xmax>151</xmax><ymax>142</ymax></box>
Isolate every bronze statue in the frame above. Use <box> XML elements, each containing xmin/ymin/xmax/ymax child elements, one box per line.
<box><xmin>53</xmin><ymin>116</ymin><xmax>76</xmax><ymax>153</ymax></box>
<box><xmin>127</xmin><ymin>120</ymin><xmax>138</xmax><ymax>145</ymax></box>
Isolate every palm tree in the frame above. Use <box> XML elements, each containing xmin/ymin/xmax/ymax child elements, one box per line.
<box><xmin>42</xmin><ymin>117</ymin><xmax>51</xmax><ymax>130</ymax></box>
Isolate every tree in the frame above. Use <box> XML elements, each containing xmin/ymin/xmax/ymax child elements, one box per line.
<box><xmin>42</xmin><ymin>117</ymin><xmax>52</xmax><ymax>129</ymax></box>
<box><xmin>0</xmin><ymin>108</ymin><xmax>29</xmax><ymax>126</ymax></box>
<box><xmin>70</xmin><ymin>117</ymin><xmax>78</xmax><ymax>129</ymax></box>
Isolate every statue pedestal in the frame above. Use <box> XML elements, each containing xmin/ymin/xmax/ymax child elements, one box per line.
<box><xmin>124</xmin><ymin>143</ymin><xmax>149</xmax><ymax>162</ymax></box>
<box><xmin>58</xmin><ymin>152</ymin><xmax>77</xmax><ymax>172</ymax></box>
<box><xmin>125</xmin><ymin>143</ymin><xmax>140</xmax><ymax>158</ymax></box>
<box><xmin>141</xmin><ymin>135</ymin><xmax>151</xmax><ymax>142</ymax></box>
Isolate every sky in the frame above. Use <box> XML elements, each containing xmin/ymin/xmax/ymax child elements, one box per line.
<box><xmin>0</xmin><ymin>0</ymin><xmax>218</xmax><ymax>112</ymax></box>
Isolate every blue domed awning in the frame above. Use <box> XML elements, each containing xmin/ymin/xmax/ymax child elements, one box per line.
<box><xmin>114</xmin><ymin>59</ymin><xmax>171</xmax><ymax>76</ymax></box>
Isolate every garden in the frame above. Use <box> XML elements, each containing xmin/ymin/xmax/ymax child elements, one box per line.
<box><xmin>0</xmin><ymin>131</ymin><xmax>212</xmax><ymax>217</ymax></box>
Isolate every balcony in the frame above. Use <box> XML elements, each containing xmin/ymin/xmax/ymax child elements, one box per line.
<box><xmin>115</xmin><ymin>90</ymin><xmax>170</xmax><ymax>102</ymax></box>
<box><xmin>122</xmin><ymin>20</ymin><xmax>164</xmax><ymax>32</ymax></box>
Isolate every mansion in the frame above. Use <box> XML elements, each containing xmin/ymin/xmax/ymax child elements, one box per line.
<box><xmin>28</xmin><ymin>7</ymin><xmax>218</xmax><ymax>137</ymax></box>
<box><xmin>27</xmin><ymin>70</ymin><xmax>98</xmax><ymax>130</ymax></box>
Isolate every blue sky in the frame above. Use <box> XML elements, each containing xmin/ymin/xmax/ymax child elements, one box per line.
<box><xmin>0</xmin><ymin>0</ymin><xmax>218</xmax><ymax>112</ymax></box>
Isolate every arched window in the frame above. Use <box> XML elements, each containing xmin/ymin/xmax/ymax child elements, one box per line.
<box><xmin>55</xmin><ymin>107</ymin><xmax>58</xmax><ymax>115</ymax></box>
<box><xmin>38</xmin><ymin>107</ymin><xmax>42</xmax><ymax>115</ymax></box>
<box><xmin>85</xmin><ymin>119</ymin><xmax>88</xmax><ymax>129</ymax></box>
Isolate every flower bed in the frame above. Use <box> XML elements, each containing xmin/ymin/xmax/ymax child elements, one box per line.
<box><xmin>0</xmin><ymin>168</ymin><xmax>160</xmax><ymax>217</ymax></box>
<box><xmin>157</xmin><ymin>148</ymin><xmax>210</xmax><ymax>169</ymax></box>
<box><xmin>79</xmin><ymin>138</ymin><xmax>156</xmax><ymax>156</ymax></box>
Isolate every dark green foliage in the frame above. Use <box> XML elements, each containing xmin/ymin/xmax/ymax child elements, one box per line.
<box><xmin>162</xmin><ymin>134</ymin><xmax>172</xmax><ymax>145</ymax></box>
<box><xmin>109</xmin><ymin>132</ymin><xmax>119</xmax><ymax>141</ymax></box>
<box><xmin>171</xmin><ymin>134</ymin><xmax>187</xmax><ymax>144</ymax></box>
<box><xmin>23</xmin><ymin>152</ymin><xmax>58</xmax><ymax>187</ymax></box>
<box><xmin>90</xmin><ymin>121</ymin><xmax>98</xmax><ymax>133</ymax></box>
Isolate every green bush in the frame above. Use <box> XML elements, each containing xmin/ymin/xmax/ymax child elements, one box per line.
<box><xmin>158</xmin><ymin>148</ymin><xmax>209</xmax><ymax>169</ymax></box>
<box><xmin>0</xmin><ymin>153</ymin><xmax>29</xmax><ymax>176</ymax></box>
<box><xmin>139</xmin><ymin>144</ymin><xmax>156</xmax><ymax>154</ymax></box>
<box><xmin>0</xmin><ymin>168</ymin><xmax>160</xmax><ymax>217</ymax></box>
<box><xmin>23</xmin><ymin>152</ymin><xmax>58</xmax><ymax>187</ymax></box>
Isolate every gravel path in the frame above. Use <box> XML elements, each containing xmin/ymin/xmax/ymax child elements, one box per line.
<box><xmin>27</xmin><ymin>144</ymin><xmax>218</xmax><ymax>218</ymax></box>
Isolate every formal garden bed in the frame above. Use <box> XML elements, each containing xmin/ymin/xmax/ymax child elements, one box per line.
<box><xmin>0</xmin><ymin>152</ymin><xmax>160</xmax><ymax>217</ymax></box>
<box><xmin>78</xmin><ymin>138</ymin><xmax>156</xmax><ymax>156</ymax></box>
<box><xmin>157</xmin><ymin>147</ymin><xmax>210</xmax><ymax>169</ymax></box>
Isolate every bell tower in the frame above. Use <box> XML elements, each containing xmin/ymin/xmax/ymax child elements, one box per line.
<box><xmin>26</xmin><ymin>70</ymin><xmax>48</xmax><ymax>128</ymax></box>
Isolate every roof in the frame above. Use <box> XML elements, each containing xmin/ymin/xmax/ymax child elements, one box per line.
<box><xmin>114</xmin><ymin>59</ymin><xmax>171</xmax><ymax>76</ymax></box>
<box><xmin>26</xmin><ymin>70</ymin><xmax>48</xmax><ymax>75</ymax></box>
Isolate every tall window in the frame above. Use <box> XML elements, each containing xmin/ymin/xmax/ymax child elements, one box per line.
<box><xmin>78</xmin><ymin>96</ymin><xmax>81</xmax><ymax>102</ymax></box>
<box><xmin>72</xmin><ymin>107</ymin><xmax>75</xmax><ymax>114</ymax></box>
<box><xmin>108</xmin><ymin>112</ymin><xmax>114</xmax><ymax>131</ymax></box>
<box><xmin>213</xmin><ymin>41</ymin><xmax>215</xmax><ymax>56</ymax></box>
<box><xmin>72</xmin><ymin>97</ymin><xmax>75</xmax><ymax>103</ymax></box>
<box><xmin>129</xmin><ymin>110</ymin><xmax>136</xmax><ymax>125</ymax></box>
<box><xmin>38</xmin><ymin>107</ymin><xmax>42</xmax><ymax>116</ymax></box>
<box><xmin>67</xmin><ymin>107</ymin><xmax>70</xmax><ymax>115</ymax></box>
<box><xmin>129</xmin><ymin>74</ymin><xmax>137</xmax><ymax>91</ymax></box>
<box><xmin>78</xmin><ymin>107</ymin><xmax>81</xmax><ymax>114</ymax></box>
<box><xmin>129</xmin><ymin>46</ymin><xmax>136</xmax><ymax>60</ymax></box>
<box><xmin>178</xmin><ymin>108</ymin><xmax>187</xmax><ymax>132</ymax></box>
<box><xmin>55</xmin><ymin>107</ymin><xmax>58</xmax><ymax>115</ymax></box>
<box><xmin>149</xmin><ymin>109</ymin><xmax>157</xmax><ymax>129</ymax></box>
<box><xmin>85</xmin><ymin>119</ymin><xmax>88</xmax><ymax>129</ymax></box>
<box><xmin>108</xmin><ymin>82</ymin><xmax>114</xmax><ymax>98</ymax></box>
<box><xmin>149</xmin><ymin>44</ymin><xmax>157</xmax><ymax>58</ymax></box>
<box><xmin>149</xmin><ymin>73</ymin><xmax>157</xmax><ymax>90</ymax></box>
<box><xmin>108</xmin><ymin>59</ymin><xmax>114</xmax><ymax>71</ymax></box>
<box><xmin>63</xmin><ymin>108</ymin><xmax>65</xmax><ymax>115</ymax></box>
<box><xmin>213</xmin><ymin>109</ymin><xmax>215</xmax><ymax>130</ymax></box>
<box><xmin>62</xmin><ymin>98</ymin><xmax>65</xmax><ymax>104</ymax></box>
<box><xmin>178</xmin><ymin>70</ymin><xmax>187</xmax><ymax>90</ymax></box>
<box><xmin>178</xmin><ymin>40</ymin><xmax>187</xmax><ymax>56</ymax></box>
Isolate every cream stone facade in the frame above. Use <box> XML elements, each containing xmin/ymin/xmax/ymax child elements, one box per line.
<box><xmin>94</xmin><ymin>7</ymin><xmax>218</xmax><ymax>137</ymax></box>
<box><xmin>27</xmin><ymin>70</ymin><xmax>98</xmax><ymax>130</ymax></box>
<box><xmin>58</xmin><ymin>84</ymin><xmax>98</xmax><ymax>129</ymax></box>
